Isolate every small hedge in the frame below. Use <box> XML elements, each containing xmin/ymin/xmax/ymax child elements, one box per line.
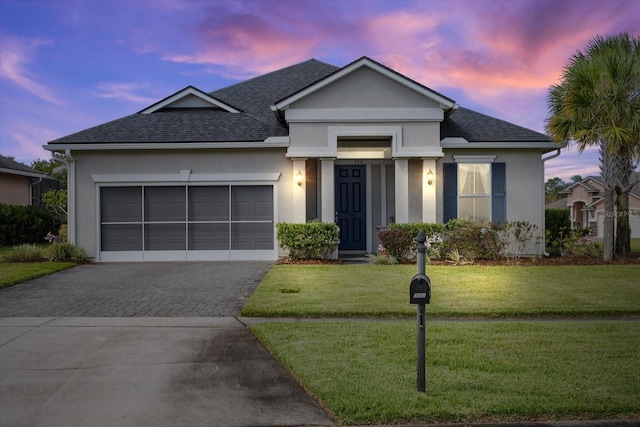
<box><xmin>276</xmin><ymin>221</ymin><xmax>339</xmax><ymax>260</ymax></box>
<box><xmin>545</xmin><ymin>208</ymin><xmax>571</xmax><ymax>247</ymax></box>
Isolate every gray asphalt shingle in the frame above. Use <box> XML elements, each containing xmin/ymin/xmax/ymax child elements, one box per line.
<box><xmin>46</xmin><ymin>58</ymin><xmax>551</xmax><ymax>146</ymax></box>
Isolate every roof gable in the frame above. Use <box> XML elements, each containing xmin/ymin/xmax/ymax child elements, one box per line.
<box><xmin>139</xmin><ymin>86</ymin><xmax>241</xmax><ymax>114</ymax></box>
<box><xmin>273</xmin><ymin>56</ymin><xmax>457</xmax><ymax>112</ymax></box>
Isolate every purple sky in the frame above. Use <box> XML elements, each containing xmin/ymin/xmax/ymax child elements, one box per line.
<box><xmin>1</xmin><ymin>0</ymin><xmax>638</xmax><ymax>181</ymax></box>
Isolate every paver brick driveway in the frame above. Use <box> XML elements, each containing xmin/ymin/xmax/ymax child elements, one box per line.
<box><xmin>0</xmin><ymin>262</ymin><xmax>273</xmax><ymax>317</ymax></box>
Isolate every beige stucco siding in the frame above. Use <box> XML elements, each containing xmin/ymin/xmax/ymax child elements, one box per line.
<box><xmin>71</xmin><ymin>149</ymin><xmax>294</xmax><ymax>259</ymax></box>
<box><xmin>293</xmin><ymin>67</ymin><xmax>438</xmax><ymax>109</ymax></box>
<box><xmin>438</xmin><ymin>149</ymin><xmax>545</xmax><ymax>229</ymax></box>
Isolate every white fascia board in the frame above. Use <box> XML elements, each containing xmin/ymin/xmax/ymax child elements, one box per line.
<box><xmin>140</xmin><ymin>86</ymin><xmax>240</xmax><ymax>114</ymax></box>
<box><xmin>91</xmin><ymin>172</ymin><xmax>281</xmax><ymax>183</ymax></box>
<box><xmin>274</xmin><ymin>58</ymin><xmax>456</xmax><ymax>110</ymax></box>
<box><xmin>0</xmin><ymin>167</ymin><xmax>47</xmax><ymax>179</ymax></box>
<box><xmin>441</xmin><ymin>140</ymin><xmax>560</xmax><ymax>150</ymax></box>
<box><xmin>44</xmin><ymin>141</ymin><xmax>289</xmax><ymax>152</ymax></box>
<box><xmin>284</xmin><ymin>108</ymin><xmax>444</xmax><ymax>122</ymax></box>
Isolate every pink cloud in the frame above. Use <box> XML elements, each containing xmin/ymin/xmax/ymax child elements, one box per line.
<box><xmin>94</xmin><ymin>82</ymin><xmax>157</xmax><ymax>104</ymax></box>
<box><xmin>0</xmin><ymin>35</ymin><xmax>63</xmax><ymax>105</ymax></box>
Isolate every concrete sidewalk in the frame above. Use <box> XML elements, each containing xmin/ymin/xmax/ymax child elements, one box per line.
<box><xmin>0</xmin><ymin>317</ymin><xmax>333</xmax><ymax>427</ymax></box>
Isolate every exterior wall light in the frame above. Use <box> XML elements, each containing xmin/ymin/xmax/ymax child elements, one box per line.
<box><xmin>427</xmin><ymin>168</ymin><xmax>434</xmax><ymax>186</ymax></box>
<box><xmin>296</xmin><ymin>170</ymin><xmax>304</xmax><ymax>187</ymax></box>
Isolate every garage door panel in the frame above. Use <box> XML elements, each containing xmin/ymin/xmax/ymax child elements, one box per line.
<box><xmin>188</xmin><ymin>223</ymin><xmax>229</xmax><ymax>250</ymax></box>
<box><xmin>99</xmin><ymin>184</ymin><xmax>275</xmax><ymax>260</ymax></box>
<box><xmin>101</xmin><ymin>224</ymin><xmax>142</xmax><ymax>251</ymax></box>
<box><xmin>144</xmin><ymin>224</ymin><xmax>186</xmax><ymax>250</ymax></box>
<box><xmin>231</xmin><ymin>223</ymin><xmax>274</xmax><ymax>250</ymax></box>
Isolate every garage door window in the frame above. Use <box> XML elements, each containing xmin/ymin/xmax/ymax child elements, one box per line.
<box><xmin>100</xmin><ymin>185</ymin><xmax>273</xmax><ymax>252</ymax></box>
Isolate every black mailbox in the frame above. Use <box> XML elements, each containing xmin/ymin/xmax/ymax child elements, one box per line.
<box><xmin>409</xmin><ymin>274</ymin><xmax>431</xmax><ymax>304</ymax></box>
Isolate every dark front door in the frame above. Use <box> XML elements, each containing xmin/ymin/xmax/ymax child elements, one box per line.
<box><xmin>335</xmin><ymin>165</ymin><xmax>366</xmax><ymax>251</ymax></box>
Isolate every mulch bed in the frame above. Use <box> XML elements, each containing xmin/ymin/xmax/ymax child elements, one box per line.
<box><xmin>277</xmin><ymin>254</ymin><xmax>640</xmax><ymax>266</ymax></box>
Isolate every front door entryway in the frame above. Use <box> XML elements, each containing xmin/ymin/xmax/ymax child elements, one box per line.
<box><xmin>335</xmin><ymin>165</ymin><xmax>366</xmax><ymax>251</ymax></box>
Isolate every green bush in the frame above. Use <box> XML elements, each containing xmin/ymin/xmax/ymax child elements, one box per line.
<box><xmin>48</xmin><ymin>241</ymin><xmax>88</xmax><ymax>262</ymax></box>
<box><xmin>3</xmin><ymin>244</ymin><xmax>47</xmax><ymax>262</ymax></box>
<box><xmin>0</xmin><ymin>203</ymin><xmax>56</xmax><ymax>246</ymax></box>
<box><xmin>276</xmin><ymin>221</ymin><xmax>339</xmax><ymax>260</ymax></box>
<box><xmin>388</xmin><ymin>222</ymin><xmax>446</xmax><ymax>259</ymax></box>
<box><xmin>446</xmin><ymin>222</ymin><xmax>504</xmax><ymax>261</ymax></box>
<box><xmin>378</xmin><ymin>228</ymin><xmax>415</xmax><ymax>263</ymax></box>
<box><xmin>545</xmin><ymin>208</ymin><xmax>571</xmax><ymax>248</ymax></box>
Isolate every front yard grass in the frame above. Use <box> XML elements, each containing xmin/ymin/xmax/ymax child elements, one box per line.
<box><xmin>0</xmin><ymin>262</ymin><xmax>75</xmax><ymax>289</ymax></box>
<box><xmin>241</xmin><ymin>264</ymin><xmax>640</xmax><ymax>318</ymax></box>
<box><xmin>251</xmin><ymin>320</ymin><xmax>640</xmax><ymax>424</ymax></box>
<box><xmin>246</xmin><ymin>263</ymin><xmax>640</xmax><ymax>424</ymax></box>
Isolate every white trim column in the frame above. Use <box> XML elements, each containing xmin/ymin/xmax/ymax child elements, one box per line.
<box><xmin>292</xmin><ymin>159</ymin><xmax>306</xmax><ymax>223</ymax></box>
<box><xmin>395</xmin><ymin>159</ymin><xmax>409</xmax><ymax>223</ymax></box>
<box><xmin>66</xmin><ymin>150</ymin><xmax>76</xmax><ymax>245</ymax></box>
<box><xmin>320</xmin><ymin>158</ymin><xmax>335</xmax><ymax>223</ymax></box>
<box><xmin>422</xmin><ymin>159</ymin><xmax>436</xmax><ymax>223</ymax></box>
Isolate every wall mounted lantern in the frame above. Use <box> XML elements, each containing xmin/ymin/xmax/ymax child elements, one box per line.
<box><xmin>296</xmin><ymin>170</ymin><xmax>304</xmax><ymax>187</ymax></box>
<box><xmin>427</xmin><ymin>169</ymin><xmax>434</xmax><ymax>186</ymax></box>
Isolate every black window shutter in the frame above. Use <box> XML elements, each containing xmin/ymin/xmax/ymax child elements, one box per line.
<box><xmin>491</xmin><ymin>163</ymin><xmax>506</xmax><ymax>225</ymax></box>
<box><xmin>443</xmin><ymin>163</ymin><xmax>457</xmax><ymax>223</ymax></box>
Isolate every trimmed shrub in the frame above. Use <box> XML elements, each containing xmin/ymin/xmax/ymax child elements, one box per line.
<box><xmin>388</xmin><ymin>222</ymin><xmax>446</xmax><ymax>260</ymax></box>
<box><xmin>3</xmin><ymin>244</ymin><xmax>47</xmax><ymax>262</ymax></box>
<box><xmin>447</xmin><ymin>222</ymin><xmax>505</xmax><ymax>261</ymax></box>
<box><xmin>378</xmin><ymin>228</ymin><xmax>415</xmax><ymax>263</ymax></box>
<box><xmin>0</xmin><ymin>203</ymin><xmax>56</xmax><ymax>246</ymax></box>
<box><xmin>276</xmin><ymin>221</ymin><xmax>339</xmax><ymax>260</ymax></box>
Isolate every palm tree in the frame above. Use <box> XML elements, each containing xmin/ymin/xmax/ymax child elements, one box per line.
<box><xmin>546</xmin><ymin>33</ymin><xmax>640</xmax><ymax>260</ymax></box>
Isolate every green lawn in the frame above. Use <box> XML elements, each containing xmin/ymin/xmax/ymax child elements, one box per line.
<box><xmin>241</xmin><ymin>264</ymin><xmax>640</xmax><ymax>318</ymax></box>
<box><xmin>0</xmin><ymin>262</ymin><xmax>75</xmax><ymax>289</ymax></box>
<box><xmin>252</xmin><ymin>320</ymin><xmax>640</xmax><ymax>424</ymax></box>
<box><xmin>246</xmin><ymin>263</ymin><xmax>640</xmax><ymax>424</ymax></box>
<box><xmin>632</xmin><ymin>238</ymin><xmax>640</xmax><ymax>253</ymax></box>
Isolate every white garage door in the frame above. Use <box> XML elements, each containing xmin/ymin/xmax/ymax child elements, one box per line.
<box><xmin>99</xmin><ymin>185</ymin><xmax>275</xmax><ymax>261</ymax></box>
<box><xmin>597</xmin><ymin>210</ymin><xmax>640</xmax><ymax>239</ymax></box>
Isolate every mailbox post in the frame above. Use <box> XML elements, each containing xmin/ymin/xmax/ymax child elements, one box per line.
<box><xmin>410</xmin><ymin>231</ymin><xmax>430</xmax><ymax>393</ymax></box>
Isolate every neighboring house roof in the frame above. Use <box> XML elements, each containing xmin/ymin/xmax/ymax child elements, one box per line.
<box><xmin>45</xmin><ymin>57</ymin><xmax>554</xmax><ymax>148</ymax></box>
<box><xmin>545</xmin><ymin>198</ymin><xmax>568</xmax><ymax>209</ymax></box>
<box><xmin>0</xmin><ymin>155</ymin><xmax>50</xmax><ymax>179</ymax></box>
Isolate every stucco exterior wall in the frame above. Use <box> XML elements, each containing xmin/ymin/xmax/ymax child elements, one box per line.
<box><xmin>293</xmin><ymin>67</ymin><xmax>439</xmax><ymax>109</ymax></box>
<box><xmin>438</xmin><ymin>149</ymin><xmax>545</xmax><ymax>229</ymax></box>
<box><xmin>0</xmin><ymin>173</ymin><xmax>30</xmax><ymax>206</ymax></box>
<box><xmin>71</xmin><ymin>148</ymin><xmax>294</xmax><ymax>258</ymax></box>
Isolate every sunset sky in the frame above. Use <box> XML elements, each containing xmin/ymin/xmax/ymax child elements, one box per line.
<box><xmin>1</xmin><ymin>0</ymin><xmax>639</xmax><ymax>180</ymax></box>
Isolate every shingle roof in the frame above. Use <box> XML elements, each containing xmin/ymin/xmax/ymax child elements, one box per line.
<box><xmin>48</xmin><ymin>59</ymin><xmax>338</xmax><ymax>145</ymax></box>
<box><xmin>441</xmin><ymin>107</ymin><xmax>550</xmax><ymax>142</ymax></box>
<box><xmin>0</xmin><ymin>155</ymin><xmax>47</xmax><ymax>177</ymax></box>
<box><xmin>47</xmin><ymin>58</ymin><xmax>551</xmax><ymax>146</ymax></box>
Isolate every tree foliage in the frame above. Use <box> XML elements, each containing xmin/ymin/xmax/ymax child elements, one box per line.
<box><xmin>546</xmin><ymin>33</ymin><xmax>640</xmax><ymax>260</ymax></box>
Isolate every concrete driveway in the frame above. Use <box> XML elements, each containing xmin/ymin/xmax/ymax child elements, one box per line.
<box><xmin>0</xmin><ymin>263</ymin><xmax>333</xmax><ymax>427</ymax></box>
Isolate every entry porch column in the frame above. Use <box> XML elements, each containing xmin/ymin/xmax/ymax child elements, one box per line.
<box><xmin>395</xmin><ymin>158</ymin><xmax>409</xmax><ymax>223</ymax></box>
<box><xmin>320</xmin><ymin>158</ymin><xmax>335</xmax><ymax>223</ymax></box>
<box><xmin>422</xmin><ymin>159</ymin><xmax>437</xmax><ymax>223</ymax></box>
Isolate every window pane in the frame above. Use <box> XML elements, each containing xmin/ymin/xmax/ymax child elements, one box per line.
<box><xmin>231</xmin><ymin>223</ymin><xmax>273</xmax><ymax>250</ymax></box>
<box><xmin>231</xmin><ymin>186</ymin><xmax>273</xmax><ymax>221</ymax></box>
<box><xmin>459</xmin><ymin>197</ymin><xmax>490</xmax><ymax>222</ymax></box>
<box><xmin>145</xmin><ymin>187</ymin><xmax>186</xmax><ymax>222</ymax></box>
<box><xmin>101</xmin><ymin>187</ymin><xmax>142</xmax><ymax>222</ymax></box>
<box><xmin>188</xmin><ymin>186</ymin><xmax>229</xmax><ymax>221</ymax></box>
<box><xmin>459</xmin><ymin>164</ymin><xmax>490</xmax><ymax>196</ymax></box>
<box><xmin>101</xmin><ymin>224</ymin><xmax>142</xmax><ymax>251</ymax></box>
<box><xmin>188</xmin><ymin>223</ymin><xmax>229</xmax><ymax>250</ymax></box>
<box><xmin>144</xmin><ymin>224</ymin><xmax>186</xmax><ymax>250</ymax></box>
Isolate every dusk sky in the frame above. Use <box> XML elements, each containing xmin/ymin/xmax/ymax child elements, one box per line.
<box><xmin>1</xmin><ymin>0</ymin><xmax>639</xmax><ymax>181</ymax></box>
